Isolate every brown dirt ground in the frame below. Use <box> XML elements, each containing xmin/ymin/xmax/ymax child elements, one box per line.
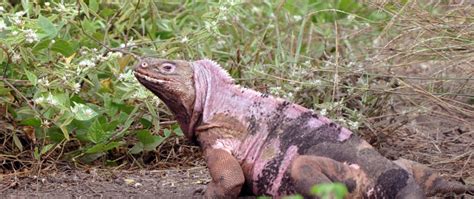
<box><xmin>1</xmin><ymin>166</ymin><xmax>210</xmax><ymax>198</ymax></box>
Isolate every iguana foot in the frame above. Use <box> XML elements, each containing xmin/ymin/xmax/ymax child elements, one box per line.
<box><xmin>394</xmin><ymin>158</ymin><xmax>474</xmax><ymax>196</ymax></box>
<box><xmin>289</xmin><ymin>155</ymin><xmax>370</xmax><ymax>198</ymax></box>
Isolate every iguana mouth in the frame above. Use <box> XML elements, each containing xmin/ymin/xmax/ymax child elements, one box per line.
<box><xmin>134</xmin><ymin>71</ymin><xmax>167</xmax><ymax>84</ymax></box>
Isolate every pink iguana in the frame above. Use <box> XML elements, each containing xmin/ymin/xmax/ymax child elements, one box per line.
<box><xmin>134</xmin><ymin>58</ymin><xmax>473</xmax><ymax>198</ymax></box>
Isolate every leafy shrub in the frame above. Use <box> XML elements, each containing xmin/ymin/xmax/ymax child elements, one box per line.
<box><xmin>0</xmin><ymin>0</ymin><xmax>389</xmax><ymax>166</ymax></box>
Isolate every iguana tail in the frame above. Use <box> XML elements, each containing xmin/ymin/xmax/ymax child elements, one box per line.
<box><xmin>394</xmin><ymin>158</ymin><xmax>474</xmax><ymax>196</ymax></box>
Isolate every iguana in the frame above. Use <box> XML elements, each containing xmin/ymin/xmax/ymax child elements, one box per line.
<box><xmin>134</xmin><ymin>58</ymin><xmax>473</xmax><ymax>198</ymax></box>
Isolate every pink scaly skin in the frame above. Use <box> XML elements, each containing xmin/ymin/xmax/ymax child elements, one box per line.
<box><xmin>134</xmin><ymin>58</ymin><xmax>474</xmax><ymax>198</ymax></box>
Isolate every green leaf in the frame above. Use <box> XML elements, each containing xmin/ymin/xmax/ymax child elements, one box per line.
<box><xmin>33</xmin><ymin>39</ymin><xmax>52</xmax><ymax>52</ymax></box>
<box><xmin>129</xmin><ymin>142</ymin><xmax>144</xmax><ymax>154</ymax></box>
<box><xmin>87</xmin><ymin>118</ymin><xmax>113</xmax><ymax>143</ymax></box>
<box><xmin>163</xmin><ymin>129</ymin><xmax>171</xmax><ymax>138</ymax></box>
<box><xmin>85</xmin><ymin>141</ymin><xmax>121</xmax><ymax>154</ymax></box>
<box><xmin>20</xmin><ymin>117</ymin><xmax>41</xmax><ymax>127</ymax></box>
<box><xmin>33</xmin><ymin>146</ymin><xmax>40</xmax><ymax>160</ymax></box>
<box><xmin>311</xmin><ymin>183</ymin><xmax>348</xmax><ymax>199</ymax></box>
<box><xmin>24</xmin><ymin>69</ymin><xmax>37</xmax><ymax>86</ymax></box>
<box><xmin>51</xmin><ymin>39</ymin><xmax>75</xmax><ymax>57</ymax></box>
<box><xmin>59</xmin><ymin>124</ymin><xmax>70</xmax><ymax>140</ymax></box>
<box><xmin>38</xmin><ymin>15</ymin><xmax>58</xmax><ymax>38</ymax></box>
<box><xmin>282</xmin><ymin>195</ymin><xmax>303</xmax><ymax>199</ymax></box>
<box><xmin>40</xmin><ymin>144</ymin><xmax>55</xmax><ymax>155</ymax></box>
<box><xmin>89</xmin><ymin>0</ymin><xmax>99</xmax><ymax>13</ymax></box>
<box><xmin>79</xmin><ymin>0</ymin><xmax>90</xmax><ymax>18</ymax></box>
<box><xmin>173</xmin><ymin>126</ymin><xmax>184</xmax><ymax>136</ymax></box>
<box><xmin>13</xmin><ymin>133</ymin><xmax>23</xmax><ymax>151</ymax></box>
<box><xmin>136</xmin><ymin>130</ymin><xmax>164</xmax><ymax>151</ymax></box>
<box><xmin>47</xmin><ymin>127</ymin><xmax>65</xmax><ymax>143</ymax></box>
<box><xmin>71</xmin><ymin>102</ymin><xmax>98</xmax><ymax>121</ymax></box>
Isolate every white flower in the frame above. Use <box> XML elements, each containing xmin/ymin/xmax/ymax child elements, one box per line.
<box><xmin>348</xmin><ymin>120</ymin><xmax>360</xmax><ymax>130</ymax></box>
<box><xmin>12</xmin><ymin>53</ymin><xmax>21</xmax><ymax>62</ymax></box>
<box><xmin>34</xmin><ymin>97</ymin><xmax>46</xmax><ymax>104</ymax></box>
<box><xmin>131</xmin><ymin>87</ymin><xmax>152</xmax><ymax>99</ymax></box>
<box><xmin>269</xmin><ymin>87</ymin><xmax>281</xmax><ymax>95</ymax></box>
<box><xmin>51</xmin><ymin>39</ymin><xmax>56</xmax><ymax>44</ymax></box>
<box><xmin>12</xmin><ymin>17</ymin><xmax>22</xmax><ymax>25</ymax></box>
<box><xmin>11</xmin><ymin>31</ymin><xmax>18</xmax><ymax>36</ymax></box>
<box><xmin>23</xmin><ymin>29</ymin><xmax>39</xmax><ymax>43</ymax></box>
<box><xmin>78</xmin><ymin>59</ymin><xmax>96</xmax><ymax>67</ymax></box>
<box><xmin>219</xmin><ymin>15</ymin><xmax>228</xmax><ymax>21</ymax></box>
<box><xmin>251</xmin><ymin>6</ymin><xmax>260</xmax><ymax>13</ymax></box>
<box><xmin>347</xmin><ymin>14</ymin><xmax>356</xmax><ymax>21</ymax></box>
<box><xmin>84</xmin><ymin>109</ymin><xmax>94</xmax><ymax>117</ymax></box>
<box><xmin>97</xmin><ymin>54</ymin><xmax>107</xmax><ymax>62</ymax></box>
<box><xmin>293</xmin><ymin>15</ymin><xmax>302</xmax><ymax>21</ymax></box>
<box><xmin>320</xmin><ymin>109</ymin><xmax>327</xmax><ymax>116</ymax></box>
<box><xmin>0</xmin><ymin>20</ymin><xmax>7</xmax><ymax>31</ymax></box>
<box><xmin>92</xmin><ymin>48</ymin><xmax>97</xmax><ymax>52</ymax></box>
<box><xmin>46</xmin><ymin>94</ymin><xmax>58</xmax><ymax>106</ymax></box>
<box><xmin>15</xmin><ymin>11</ymin><xmax>26</xmax><ymax>16</ymax></box>
<box><xmin>118</xmin><ymin>70</ymin><xmax>134</xmax><ymax>82</ymax></box>
<box><xmin>337</xmin><ymin>118</ymin><xmax>346</xmax><ymax>124</ymax></box>
<box><xmin>73</xmin><ymin>83</ymin><xmax>81</xmax><ymax>93</ymax></box>
<box><xmin>216</xmin><ymin>40</ymin><xmax>226</xmax><ymax>48</ymax></box>
<box><xmin>285</xmin><ymin>92</ymin><xmax>294</xmax><ymax>100</ymax></box>
<box><xmin>42</xmin><ymin>120</ymin><xmax>51</xmax><ymax>127</ymax></box>
<box><xmin>120</xmin><ymin>43</ymin><xmax>126</xmax><ymax>48</ymax></box>
<box><xmin>38</xmin><ymin>77</ymin><xmax>50</xmax><ymax>87</ymax></box>
<box><xmin>45</xmin><ymin>2</ymin><xmax>50</xmax><ymax>7</ymax></box>
<box><xmin>219</xmin><ymin>6</ymin><xmax>228</xmax><ymax>12</ymax></box>
<box><xmin>109</xmin><ymin>51</ymin><xmax>122</xmax><ymax>58</ymax></box>
<box><xmin>312</xmin><ymin>79</ymin><xmax>322</xmax><ymax>85</ymax></box>
<box><xmin>0</xmin><ymin>6</ymin><xmax>5</xmax><ymax>14</ymax></box>
<box><xmin>56</xmin><ymin>4</ymin><xmax>67</xmax><ymax>12</ymax></box>
<box><xmin>180</xmin><ymin>36</ymin><xmax>189</xmax><ymax>43</ymax></box>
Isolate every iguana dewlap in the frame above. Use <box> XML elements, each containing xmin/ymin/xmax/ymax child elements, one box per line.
<box><xmin>134</xmin><ymin>58</ymin><xmax>473</xmax><ymax>198</ymax></box>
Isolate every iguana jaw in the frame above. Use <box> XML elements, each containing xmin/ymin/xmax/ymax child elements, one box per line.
<box><xmin>134</xmin><ymin>71</ymin><xmax>167</xmax><ymax>84</ymax></box>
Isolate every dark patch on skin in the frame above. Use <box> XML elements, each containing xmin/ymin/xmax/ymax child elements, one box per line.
<box><xmin>256</xmin><ymin>155</ymin><xmax>284</xmax><ymax>194</ymax></box>
<box><xmin>261</xmin><ymin>93</ymin><xmax>269</xmax><ymax>98</ymax></box>
<box><xmin>278</xmin><ymin>172</ymin><xmax>296</xmax><ymax>195</ymax></box>
<box><xmin>247</xmin><ymin>115</ymin><xmax>259</xmax><ymax>135</ymax></box>
<box><xmin>374</xmin><ymin>169</ymin><xmax>409</xmax><ymax>198</ymax></box>
<box><xmin>305</xmin><ymin>136</ymin><xmax>405</xmax><ymax>185</ymax></box>
<box><xmin>276</xmin><ymin>101</ymin><xmax>291</xmax><ymax>112</ymax></box>
<box><xmin>256</xmin><ymin>111</ymin><xmax>342</xmax><ymax>194</ymax></box>
<box><xmin>278</xmin><ymin>112</ymin><xmax>341</xmax><ymax>154</ymax></box>
<box><xmin>311</xmin><ymin>112</ymin><xmax>319</xmax><ymax>119</ymax></box>
<box><xmin>344</xmin><ymin>179</ymin><xmax>357</xmax><ymax>193</ymax></box>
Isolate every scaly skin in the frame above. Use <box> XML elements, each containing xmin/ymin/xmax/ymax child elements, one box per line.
<box><xmin>134</xmin><ymin>58</ymin><xmax>474</xmax><ymax>198</ymax></box>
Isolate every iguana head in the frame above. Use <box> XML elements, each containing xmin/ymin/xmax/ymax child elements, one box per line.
<box><xmin>134</xmin><ymin>58</ymin><xmax>196</xmax><ymax>139</ymax></box>
<box><xmin>134</xmin><ymin>58</ymin><xmax>235</xmax><ymax>142</ymax></box>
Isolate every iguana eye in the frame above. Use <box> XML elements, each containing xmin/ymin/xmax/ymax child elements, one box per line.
<box><xmin>160</xmin><ymin>63</ymin><xmax>175</xmax><ymax>73</ymax></box>
<box><xmin>140</xmin><ymin>62</ymin><xmax>148</xmax><ymax>68</ymax></box>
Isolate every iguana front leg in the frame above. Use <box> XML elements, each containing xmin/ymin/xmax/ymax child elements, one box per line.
<box><xmin>204</xmin><ymin>148</ymin><xmax>245</xmax><ymax>198</ymax></box>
